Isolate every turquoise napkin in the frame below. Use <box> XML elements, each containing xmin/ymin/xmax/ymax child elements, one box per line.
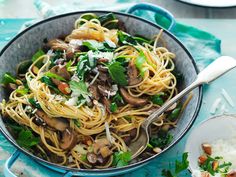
<box><xmin>0</xmin><ymin>0</ymin><xmax>221</xmax><ymax>176</ymax></box>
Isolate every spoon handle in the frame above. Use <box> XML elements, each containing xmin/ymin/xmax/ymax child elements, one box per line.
<box><xmin>142</xmin><ymin>56</ymin><xmax>236</xmax><ymax>129</ymax></box>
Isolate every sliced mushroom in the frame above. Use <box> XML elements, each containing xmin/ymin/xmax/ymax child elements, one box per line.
<box><xmin>60</xmin><ymin>128</ymin><xmax>77</xmax><ymax>150</ymax></box>
<box><xmin>97</xmin><ymin>65</ymin><xmax>108</xmax><ymax>72</ymax></box>
<box><xmin>51</xmin><ymin>78</ymin><xmax>61</xmax><ymax>86</ymax></box>
<box><xmin>81</xmin><ymin>136</ymin><xmax>93</xmax><ymax>146</ymax></box>
<box><xmin>127</xmin><ymin>62</ymin><xmax>142</xmax><ymax>86</ymax></box>
<box><xmin>88</xmin><ymin>84</ymin><xmax>101</xmax><ymax>100</ymax></box>
<box><xmin>119</xmin><ymin>87</ymin><xmax>148</xmax><ymax>107</ymax></box>
<box><xmin>6</xmin><ymin>83</ymin><xmax>17</xmax><ymax>91</ymax></box>
<box><xmin>101</xmin><ymin>97</ymin><xmax>111</xmax><ymax>113</ymax></box>
<box><xmin>47</xmin><ymin>39</ymin><xmax>69</xmax><ymax>51</ymax></box>
<box><xmin>98</xmin><ymin>85</ymin><xmax>110</xmax><ymax>97</ymax></box>
<box><xmin>36</xmin><ymin>110</ymin><xmax>69</xmax><ymax>131</ymax></box>
<box><xmin>93</xmin><ymin>138</ymin><xmax>111</xmax><ymax>155</ymax></box>
<box><xmin>87</xmin><ymin>152</ymin><xmax>98</xmax><ymax>165</ymax></box>
<box><xmin>98</xmin><ymin>72</ymin><xmax>109</xmax><ymax>82</ymax></box>
<box><xmin>100</xmin><ymin>146</ymin><xmax>112</xmax><ymax>158</ymax></box>
<box><xmin>97</xmin><ymin>154</ymin><xmax>108</xmax><ymax>165</ymax></box>
<box><xmin>50</xmin><ymin>65</ymin><xmax>71</xmax><ymax>80</ymax></box>
<box><xmin>97</xmin><ymin>58</ymin><xmax>109</xmax><ymax>63</ymax></box>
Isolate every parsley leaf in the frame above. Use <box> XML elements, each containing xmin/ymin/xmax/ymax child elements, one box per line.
<box><xmin>168</xmin><ymin>104</ymin><xmax>182</xmax><ymax>122</ymax></box>
<box><xmin>74</xmin><ymin>120</ymin><xmax>81</xmax><ymax>128</ymax></box>
<box><xmin>108</xmin><ymin>62</ymin><xmax>128</xmax><ymax>86</ymax></box>
<box><xmin>82</xmin><ymin>41</ymin><xmax>104</xmax><ymax>51</ymax></box>
<box><xmin>117</xmin><ymin>31</ymin><xmax>137</xmax><ymax>46</ymax></box>
<box><xmin>162</xmin><ymin>152</ymin><xmax>189</xmax><ymax>177</ymax></box>
<box><xmin>0</xmin><ymin>72</ymin><xmax>16</xmax><ymax>85</ymax></box>
<box><xmin>32</xmin><ymin>49</ymin><xmax>45</xmax><ymax>62</ymax></box>
<box><xmin>150</xmin><ymin>131</ymin><xmax>173</xmax><ymax>149</ymax></box>
<box><xmin>17</xmin><ymin>129</ymin><xmax>40</xmax><ymax>149</ymax></box>
<box><xmin>112</xmin><ymin>151</ymin><xmax>132</xmax><ymax>167</ymax></box>
<box><xmin>135</xmin><ymin>50</ymin><xmax>148</xmax><ymax>77</ymax></box>
<box><xmin>98</xmin><ymin>13</ymin><xmax>118</xmax><ymax>29</ymax></box>
<box><xmin>69</xmin><ymin>80</ymin><xmax>88</xmax><ymax>96</ymax></box>
<box><xmin>44</xmin><ymin>72</ymin><xmax>66</xmax><ymax>81</ymax></box>
<box><xmin>28</xmin><ymin>98</ymin><xmax>41</xmax><ymax>109</ymax></box>
<box><xmin>16</xmin><ymin>88</ymin><xmax>29</xmax><ymax>96</ymax></box>
<box><xmin>150</xmin><ymin>92</ymin><xmax>165</xmax><ymax>106</ymax></box>
<box><xmin>8</xmin><ymin>123</ymin><xmax>40</xmax><ymax>150</ymax></box>
<box><xmin>40</xmin><ymin>76</ymin><xmax>60</xmax><ymax>93</ymax></box>
<box><xmin>199</xmin><ymin>155</ymin><xmax>232</xmax><ymax>176</ymax></box>
<box><xmin>110</xmin><ymin>102</ymin><xmax>118</xmax><ymax>112</ymax></box>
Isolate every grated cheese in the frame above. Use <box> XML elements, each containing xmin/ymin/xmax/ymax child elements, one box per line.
<box><xmin>211</xmin><ymin>136</ymin><xmax>236</xmax><ymax>170</ymax></box>
<box><xmin>65</xmin><ymin>97</ymin><xmax>78</xmax><ymax>106</ymax></box>
<box><xmin>105</xmin><ymin>38</ymin><xmax>116</xmax><ymax>48</ymax></box>
<box><xmin>221</xmin><ymin>88</ymin><xmax>235</xmax><ymax>107</ymax></box>
<box><xmin>210</xmin><ymin>97</ymin><xmax>222</xmax><ymax>114</ymax></box>
<box><xmin>105</xmin><ymin>122</ymin><xmax>114</xmax><ymax>144</ymax></box>
<box><xmin>89</xmin><ymin>71</ymin><xmax>99</xmax><ymax>86</ymax></box>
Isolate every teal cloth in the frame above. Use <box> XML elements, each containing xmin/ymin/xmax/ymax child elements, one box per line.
<box><xmin>0</xmin><ymin>1</ymin><xmax>221</xmax><ymax>177</ymax></box>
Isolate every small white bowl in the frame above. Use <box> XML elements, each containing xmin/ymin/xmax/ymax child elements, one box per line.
<box><xmin>185</xmin><ymin>114</ymin><xmax>236</xmax><ymax>173</ymax></box>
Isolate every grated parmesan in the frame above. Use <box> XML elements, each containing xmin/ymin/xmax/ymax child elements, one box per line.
<box><xmin>211</xmin><ymin>136</ymin><xmax>236</xmax><ymax>170</ymax></box>
<box><xmin>105</xmin><ymin>122</ymin><xmax>114</xmax><ymax>144</ymax></box>
<box><xmin>221</xmin><ymin>88</ymin><xmax>235</xmax><ymax>107</ymax></box>
<box><xmin>65</xmin><ymin>97</ymin><xmax>78</xmax><ymax>106</ymax></box>
<box><xmin>210</xmin><ymin>97</ymin><xmax>222</xmax><ymax>114</ymax></box>
<box><xmin>89</xmin><ymin>71</ymin><xmax>99</xmax><ymax>86</ymax></box>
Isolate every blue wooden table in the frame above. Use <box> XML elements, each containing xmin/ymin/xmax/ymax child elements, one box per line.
<box><xmin>0</xmin><ymin>19</ymin><xmax>236</xmax><ymax>177</ymax></box>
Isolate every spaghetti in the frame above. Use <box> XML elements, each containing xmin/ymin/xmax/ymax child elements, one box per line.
<box><xmin>0</xmin><ymin>13</ymin><xmax>184</xmax><ymax>169</ymax></box>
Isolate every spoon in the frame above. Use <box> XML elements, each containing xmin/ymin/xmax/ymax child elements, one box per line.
<box><xmin>129</xmin><ymin>56</ymin><xmax>236</xmax><ymax>159</ymax></box>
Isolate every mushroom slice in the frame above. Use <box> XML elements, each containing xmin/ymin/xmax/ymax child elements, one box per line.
<box><xmin>36</xmin><ymin>110</ymin><xmax>69</xmax><ymax>131</ymax></box>
<box><xmin>93</xmin><ymin>138</ymin><xmax>111</xmax><ymax>154</ymax></box>
<box><xmin>86</xmin><ymin>152</ymin><xmax>98</xmax><ymax>165</ymax></box>
<box><xmin>100</xmin><ymin>146</ymin><xmax>112</xmax><ymax>158</ymax></box>
<box><xmin>60</xmin><ymin>128</ymin><xmax>77</xmax><ymax>150</ymax></box>
<box><xmin>47</xmin><ymin>39</ymin><xmax>69</xmax><ymax>51</ymax></box>
<box><xmin>127</xmin><ymin>62</ymin><xmax>142</xmax><ymax>86</ymax></box>
<box><xmin>50</xmin><ymin>65</ymin><xmax>71</xmax><ymax>80</ymax></box>
<box><xmin>101</xmin><ymin>97</ymin><xmax>111</xmax><ymax>113</ymax></box>
<box><xmin>119</xmin><ymin>87</ymin><xmax>148</xmax><ymax>107</ymax></box>
<box><xmin>88</xmin><ymin>84</ymin><xmax>101</xmax><ymax>100</ymax></box>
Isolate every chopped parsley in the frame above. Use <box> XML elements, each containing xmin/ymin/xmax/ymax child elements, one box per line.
<box><xmin>112</xmin><ymin>151</ymin><xmax>132</xmax><ymax>167</ymax></box>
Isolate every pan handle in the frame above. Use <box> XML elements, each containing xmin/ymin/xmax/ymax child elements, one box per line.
<box><xmin>4</xmin><ymin>150</ymin><xmax>20</xmax><ymax>177</ymax></box>
<box><xmin>126</xmin><ymin>2</ymin><xmax>176</xmax><ymax>31</ymax></box>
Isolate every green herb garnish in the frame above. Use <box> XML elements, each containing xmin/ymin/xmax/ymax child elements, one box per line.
<box><xmin>135</xmin><ymin>50</ymin><xmax>148</xmax><ymax>77</ymax></box>
<box><xmin>1</xmin><ymin>72</ymin><xmax>16</xmax><ymax>85</ymax></box>
<box><xmin>150</xmin><ymin>92</ymin><xmax>165</xmax><ymax>106</ymax></box>
<box><xmin>110</xmin><ymin>102</ymin><xmax>118</xmax><ymax>113</ymax></box>
<box><xmin>108</xmin><ymin>62</ymin><xmax>128</xmax><ymax>86</ymax></box>
<box><xmin>199</xmin><ymin>156</ymin><xmax>232</xmax><ymax>176</ymax></box>
<box><xmin>74</xmin><ymin>120</ymin><xmax>81</xmax><ymax>128</ymax></box>
<box><xmin>44</xmin><ymin>72</ymin><xmax>66</xmax><ymax>81</ymax></box>
<box><xmin>69</xmin><ymin>80</ymin><xmax>88</xmax><ymax>96</ymax></box>
<box><xmin>168</xmin><ymin>104</ymin><xmax>182</xmax><ymax>122</ymax></box>
<box><xmin>150</xmin><ymin>131</ymin><xmax>173</xmax><ymax>149</ymax></box>
<box><xmin>16</xmin><ymin>88</ymin><xmax>29</xmax><ymax>96</ymax></box>
<box><xmin>162</xmin><ymin>152</ymin><xmax>189</xmax><ymax>177</ymax></box>
<box><xmin>28</xmin><ymin>98</ymin><xmax>41</xmax><ymax>109</ymax></box>
<box><xmin>112</xmin><ymin>151</ymin><xmax>132</xmax><ymax>167</ymax></box>
<box><xmin>8</xmin><ymin>123</ymin><xmax>40</xmax><ymax>150</ymax></box>
<box><xmin>32</xmin><ymin>49</ymin><xmax>45</xmax><ymax>62</ymax></box>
